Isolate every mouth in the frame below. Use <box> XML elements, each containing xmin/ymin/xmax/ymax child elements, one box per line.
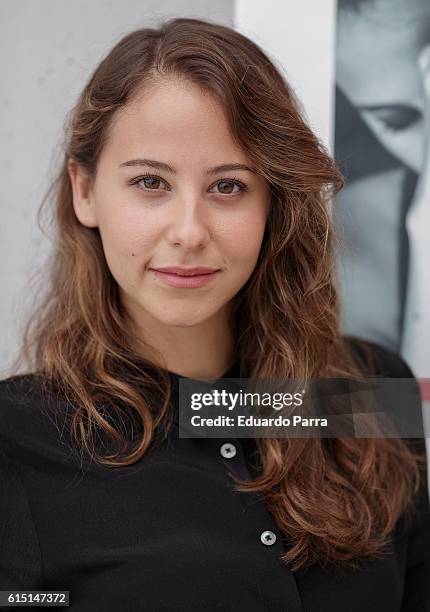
<box><xmin>148</xmin><ymin>268</ymin><xmax>221</xmax><ymax>289</ymax></box>
<box><xmin>149</xmin><ymin>267</ymin><xmax>220</xmax><ymax>276</ymax></box>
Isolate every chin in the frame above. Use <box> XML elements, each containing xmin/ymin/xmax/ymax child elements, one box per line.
<box><xmin>157</xmin><ymin>316</ymin><xmax>209</xmax><ymax>328</ymax></box>
<box><xmin>147</xmin><ymin>307</ymin><xmax>214</xmax><ymax>328</ymax></box>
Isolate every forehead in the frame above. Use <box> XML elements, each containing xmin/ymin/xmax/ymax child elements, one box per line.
<box><xmin>101</xmin><ymin>78</ymin><xmax>248</xmax><ymax>166</ymax></box>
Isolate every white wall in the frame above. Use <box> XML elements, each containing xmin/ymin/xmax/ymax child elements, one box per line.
<box><xmin>234</xmin><ymin>0</ymin><xmax>337</xmax><ymax>153</ymax></box>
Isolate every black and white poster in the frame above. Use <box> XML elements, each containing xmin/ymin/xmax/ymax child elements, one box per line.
<box><xmin>334</xmin><ymin>0</ymin><xmax>430</xmax><ymax>385</ymax></box>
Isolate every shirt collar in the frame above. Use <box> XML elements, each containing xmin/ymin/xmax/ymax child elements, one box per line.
<box><xmin>167</xmin><ymin>359</ymin><xmax>241</xmax><ymax>391</ymax></box>
<box><xmin>127</xmin><ymin>358</ymin><xmax>242</xmax><ymax>426</ymax></box>
<box><xmin>167</xmin><ymin>360</ymin><xmax>242</xmax><ymax>425</ymax></box>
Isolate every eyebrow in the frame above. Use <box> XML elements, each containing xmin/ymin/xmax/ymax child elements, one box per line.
<box><xmin>119</xmin><ymin>158</ymin><xmax>257</xmax><ymax>175</ymax></box>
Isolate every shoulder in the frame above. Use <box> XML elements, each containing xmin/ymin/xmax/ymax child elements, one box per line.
<box><xmin>343</xmin><ymin>340</ymin><xmax>430</xmax><ymax>560</ymax></box>
<box><xmin>0</xmin><ymin>372</ymin><xmax>73</xmax><ymax>458</ymax></box>
<box><xmin>0</xmin><ymin>372</ymin><xmax>47</xmax><ymax>425</ymax></box>
<box><xmin>344</xmin><ymin>335</ymin><xmax>416</xmax><ymax>378</ymax></box>
<box><xmin>344</xmin><ymin>335</ymin><xmax>426</xmax><ymax>449</ymax></box>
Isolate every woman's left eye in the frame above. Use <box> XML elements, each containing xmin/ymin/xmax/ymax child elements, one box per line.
<box><xmin>130</xmin><ymin>174</ymin><xmax>247</xmax><ymax>196</ymax></box>
<box><xmin>209</xmin><ymin>179</ymin><xmax>247</xmax><ymax>195</ymax></box>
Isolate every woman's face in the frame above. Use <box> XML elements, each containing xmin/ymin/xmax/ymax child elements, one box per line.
<box><xmin>336</xmin><ymin>2</ymin><xmax>430</xmax><ymax>173</ymax></box>
<box><xmin>69</xmin><ymin>78</ymin><xmax>270</xmax><ymax>333</ymax></box>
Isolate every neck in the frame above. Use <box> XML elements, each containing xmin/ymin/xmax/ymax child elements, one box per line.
<box><xmin>130</xmin><ymin>304</ymin><xmax>237</xmax><ymax>380</ymax></box>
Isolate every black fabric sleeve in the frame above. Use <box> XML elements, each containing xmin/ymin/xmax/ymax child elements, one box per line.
<box><xmin>0</xmin><ymin>446</ymin><xmax>44</xmax><ymax>590</ymax></box>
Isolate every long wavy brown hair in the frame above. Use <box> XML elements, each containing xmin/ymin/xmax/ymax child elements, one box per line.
<box><xmin>9</xmin><ymin>17</ymin><xmax>425</xmax><ymax>572</ymax></box>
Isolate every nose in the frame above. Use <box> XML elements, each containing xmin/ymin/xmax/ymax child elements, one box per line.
<box><xmin>165</xmin><ymin>197</ymin><xmax>211</xmax><ymax>250</ymax></box>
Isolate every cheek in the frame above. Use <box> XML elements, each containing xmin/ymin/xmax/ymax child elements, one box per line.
<box><xmin>222</xmin><ymin>209</ymin><xmax>267</xmax><ymax>266</ymax></box>
<box><xmin>96</xmin><ymin>208</ymin><xmax>158</xmax><ymax>285</ymax></box>
<box><xmin>96</xmin><ymin>195</ymin><xmax>155</xmax><ymax>254</ymax></box>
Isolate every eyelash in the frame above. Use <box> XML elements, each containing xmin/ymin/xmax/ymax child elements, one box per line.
<box><xmin>129</xmin><ymin>172</ymin><xmax>248</xmax><ymax>196</ymax></box>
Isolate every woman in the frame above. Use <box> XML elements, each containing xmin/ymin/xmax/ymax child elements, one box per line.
<box><xmin>0</xmin><ymin>17</ymin><xmax>428</xmax><ymax>612</ymax></box>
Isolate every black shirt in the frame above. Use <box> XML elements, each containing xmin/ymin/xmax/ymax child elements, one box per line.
<box><xmin>0</xmin><ymin>338</ymin><xmax>429</xmax><ymax>611</ymax></box>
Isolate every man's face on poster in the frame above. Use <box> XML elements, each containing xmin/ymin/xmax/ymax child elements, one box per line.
<box><xmin>336</xmin><ymin>1</ymin><xmax>430</xmax><ymax>174</ymax></box>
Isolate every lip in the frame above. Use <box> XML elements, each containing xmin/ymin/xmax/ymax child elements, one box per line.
<box><xmin>149</xmin><ymin>267</ymin><xmax>221</xmax><ymax>289</ymax></box>
<box><xmin>150</xmin><ymin>266</ymin><xmax>220</xmax><ymax>276</ymax></box>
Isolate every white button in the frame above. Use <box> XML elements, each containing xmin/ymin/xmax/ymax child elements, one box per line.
<box><xmin>260</xmin><ymin>530</ymin><xmax>277</xmax><ymax>545</ymax></box>
<box><xmin>220</xmin><ymin>442</ymin><xmax>237</xmax><ymax>459</ymax></box>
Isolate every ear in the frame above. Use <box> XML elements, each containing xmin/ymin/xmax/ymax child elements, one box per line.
<box><xmin>67</xmin><ymin>158</ymin><xmax>98</xmax><ymax>228</ymax></box>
